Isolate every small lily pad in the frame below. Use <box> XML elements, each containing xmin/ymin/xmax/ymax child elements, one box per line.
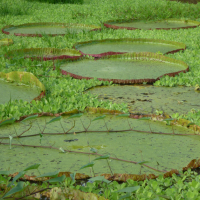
<box><xmin>104</xmin><ymin>18</ymin><xmax>200</xmax><ymax>30</ymax></box>
<box><xmin>73</xmin><ymin>38</ymin><xmax>186</xmax><ymax>58</ymax></box>
<box><xmin>0</xmin><ymin>38</ymin><xmax>13</xmax><ymax>46</ymax></box>
<box><xmin>57</xmin><ymin>52</ymin><xmax>189</xmax><ymax>84</ymax></box>
<box><xmin>2</xmin><ymin>22</ymin><xmax>101</xmax><ymax>37</ymax></box>
<box><xmin>5</xmin><ymin>48</ymin><xmax>83</xmax><ymax>61</ymax></box>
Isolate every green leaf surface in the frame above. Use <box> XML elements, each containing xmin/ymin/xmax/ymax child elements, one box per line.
<box><xmin>0</xmin><ymin>112</ymin><xmax>198</xmax><ymax>176</ymax></box>
<box><xmin>74</xmin><ymin>38</ymin><xmax>186</xmax><ymax>56</ymax></box>
<box><xmin>138</xmin><ymin>117</ymin><xmax>151</xmax><ymax>120</ymax></box>
<box><xmin>7</xmin><ymin>171</ymin><xmax>26</xmax><ymax>187</ymax></box>
<box><xmin>36</xmin><ymin>170</ymin><xmax>60</xmax><ymax>178</ymax></box>
<box><xmin>47</xmin><ymin>116</ymin><xmax>62</xmax><ymax>124</ymax></box>
<box><xmin>23</xmin><ymin>163</ymin><xmax>40</xmax><ymax>171</ymax></box>
<box><xmin>0</xmin><ymin>118</ymin><xmax>16</xmax><ymax>126</ymax></box>
<box><xmin>68</xmin><ymin>113</ymin><xmax>83</xmax><ymax>119</ymax></box>
<box><xmin>104</xmin><ymin>18</ymin><xmax>200</xmax><ymax>30</ymax></box>
<box><xmin>92</xmin><ymin>115</ymin><xmax>106</xmax><ymax>122</ymax></box>
<box><xmin>85</xmin><ymin>85</ymin><xmax>200</xmax><ymax>115</ymax></box>
<box><xmin>21</xmin><ymin>115</ymin><xmax>38</xmax><ymax>123</ymax></box>
<box><xmin>45</xmin><ymin>175</ymin><xmax>66</xmax><ymax>183</ymax></box>
<box><xmin>115</xmin><ymin>186</ymin><xmax>140</xmax><ymax>193</ymax></box>
<box><xmin>88</xmin><ymin>176</ymin><xmax>111</xmax><ymax>183</ymax></box>
<box><xmin>2</xmin><ymin>182</ymin><xmax>24</xmax><ymax>199</ymax></box>
<box><xmin>2</xmin><ymin>22</ymin><xmax>101</xmax><ymax>36</ymax></box>
<box><xmin>0</xmin><ymin>38</ymin><xmax>13</xmax><ymax>46</ymax></box>
<box><xmin>79</xmin><ymin>162</ymin><xmax>95</xmax><ymax>170</ymax></box>
<box><xmin>136</xmin><ymin>161</ymin><xmax>150</xmax><ymax>165</ymax></box>
<box><xmin>5</xmin><ymin>47</ymin><xmax>82</xmax><ymax>61</ymax></box>
<box><xmin>93</xmin><ymin>155</ymin><xmax>110</xmax><ymax>161</ymax></box>
<box><xmin>58</xmin><ymin>52</ymin><xmax>188</xmax><ymax>84</ymax></box>
<box><xmin>0</xmin><ymin>171</ymin><xmax>10</xmax><ymax>175</ymax></box>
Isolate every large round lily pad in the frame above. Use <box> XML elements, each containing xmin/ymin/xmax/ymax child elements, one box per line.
<box><xmin>0</xmin><ymin>38</ymin><xmax>13</xmax><ymax>47</ymax></box>
<box><xmin>5</xmin><ymin>48</ymin><xmax>83</xmax><ymax>61</ymax></box>
<box><xmin>104</xmin><ymin>18</ymin><xmax>200</xmax><ymax>30</ymax></box>
<box><xmin>85</xmin><ymin>85</ymin><xmax>200</xmax><ymax>115</ymax></box>
<box><xmin>2</xmin><ymin>22</ymin><xmax>101</xmax><ymax>37</ymax></box>
<box><xmin>57</xmin><ymin>52</ymin><xmax>189</xmax><ymax>84</ymax></box>
<box><xmin>0</xmin><ymin>71</ymin><xmax>45</xmax><ymax>104</ymax></box>
<box><xmin>167</xmin><ymin>0</ymin><xmax>200</xmax><ymax>4</ymax></box>
<box><xmin>73</xmin><ymin>38</ymin><xmax>186</xmax><ymax>58</ymax></box>
<box><xmin>0</xmin><ymin>111</ymin><xmax>198</xmax><ymax>176</ymax></box>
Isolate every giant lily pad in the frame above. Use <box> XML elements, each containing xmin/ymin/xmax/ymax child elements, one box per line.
<box><xmin>167</xmin><ymin>0</ymin><xmax>200</xmax><ymax>4</ymax></box>
<box><xmin>57</xmin><ymin>52</ymin><xmax>189</xmax><ymax>84</ymax></box>
<box><xmin>0</xmin><ymin>71</ymin><xmax>45</xmax><ymax>104</ymax></box>
<box><xmin>5</xmin><ymin>48</ymin><xmax>83</xmax><ymax>61</ymax></box>
<box><xmin>85</xmin><ymin>85</ymin><xmax>200</xmax><ymax>116</ymax></box>
<box><xmin>0</xmin><ymin>38</ymin><xmax>13</xmax><ymax>46</ymax></box>
<box><xmin>2</xmin><ymin>22</ymin><xmax>101</xmax><ymax>37</ymax></box>
<box><xmin>104</xmin><ymin>18</ymin><xmax>200</xmax><ymax>30</ymax></box>
<box><xmin>73</xmin><ymin>38</ymin><xmax>186</xmax><ymax>58</ymax></box>
<box><xmin>0</xmin><ymin>111</ymin><xmax>198</xmax><ymax>177</ymax></box>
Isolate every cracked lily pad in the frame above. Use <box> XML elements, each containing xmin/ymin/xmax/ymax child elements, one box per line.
<box><xmin>57</xmin><ymin>52</ymin><xmax>189</xmax><ymax>84</ymax></box>
<box><xmin>85</xmin><ymin>85</ymin><xmax>200</xmax><ymax>115</ymax></box>
<box><xmin>0</xmin><ymin>71</ymin><xmax>45</xmax><ymax>104</ymax></box>
<box><xmin>5</xmin><ymin>48</ymin><xmax>83</xmax><ymax>61</ymax></box>
<box><xmin>104</xmin><ymin>18</ymin><xmax>200</xmax><ymax>30</ymax></box>
<box><xmin>73</xmin><ymin>38</ymin><xmax>186</xmax><ymax>58</ymax></box>
<box><xmin>0</xmin><ymin>38</ymin><xmax>13</xmax><ymax>46</ymax></box>
<box><xmin>0</xmin><ymin>111</ymin><xmax>198</xmax><ymax>176</ymax></box>
<box><xmin>2</xmin><ymin>22</ymin><xmax>101</xmax><ymax>37</ymax></box>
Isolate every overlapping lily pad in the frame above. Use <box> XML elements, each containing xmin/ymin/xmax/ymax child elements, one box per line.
<box><xmin>0</xmin><ymin>71</ymin><xmax>45</xmax><ymax>104</ymax></box>
<box><xmin>0</xmin><ymin>110</ymin><xmax>198</xmax><ymax>176</ymax></box>
<box><xmin>2</xmin><ymin>22</ymin><xmax>101</xmax><ymax>37</ymax></box>
<box><xmin>104</xmin><ymin>18</ymin><xmax>200</xmax><ymax>30</ymax></box>
<box><xmin>85</xmin><ymin>85</ymin><xmax>200</xmax><ymax>115</ymax></box>
<box><xmin>5</xmin><ymin>48</ymin><xmax>83</xmax><ymax>61</ymax></box>
<box><xmin>0</xmin><ymin>38</ymin><xmax>13</xmax><ymax>46</ymax></box>
<box><xmin>57</xmin><ymin>52</ymin><xmax>189</xmax><ymax>84</ymax></box>
<box><xmin>73</xmin><ymin>38</ymin><xmax>186</xmax><ymax>58</ymax></box>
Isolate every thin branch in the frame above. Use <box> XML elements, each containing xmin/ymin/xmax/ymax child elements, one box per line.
<box><xmin>0</xmin><ymin>142</ymin><xmax>168</xmax><ymax>173</ymax></box>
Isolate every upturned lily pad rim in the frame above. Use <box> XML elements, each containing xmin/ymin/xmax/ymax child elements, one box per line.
<box><xmin>1</xmin><ymin>107</ymin><xmax>199</xmax><ymax>134</ymax></box>
<box><xmin>56</xmin><ymin>52</ymin><xmax>189</xmax><ymax>84</ymax></box>
<box><xmin>73</xmin><ymin>38</ymin><xmax>186</xmax><ymax>58</ymax></box>
<box><xmin>0</xmin><ymin>38</ymin><xmax>13</xmax><ymax>46</ymax></box>
<box><xmin>4</xmin><ymin>47</ymin><xmax>83</xmax><ymax>61</ymax></box>
<box><xmin>104</xmin><ymin>18</ymin><xmax>200</xmax><ymax>30</ymax></box>
<box><xmin>1</xmin><ymin>22</ymin><xmax>102</xmax><ymax>37</ymax></box>
<box><xmin>0</xmin><ymin>71</ymin><xmax>45</xmax><ymax>102</ymax></box>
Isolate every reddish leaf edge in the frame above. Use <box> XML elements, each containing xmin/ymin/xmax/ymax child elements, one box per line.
<box><xmin>73</xmin><ymin>38</ymin><xmax>186</xmax><ymax>58</ymax></box>
<box><xmin>56</xmin><ymin>52</ymin><xmax>189</xmax><ymax>85</ymax></box>
<box><xmin>1</xmin><ymin>22</ymin><xmax>102</xmax><ymax>37</ymax></box>
<box><xmin>103</xmin><ymin>18</ymin><xmax>200</xmax><ymax>30</ymax></box>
